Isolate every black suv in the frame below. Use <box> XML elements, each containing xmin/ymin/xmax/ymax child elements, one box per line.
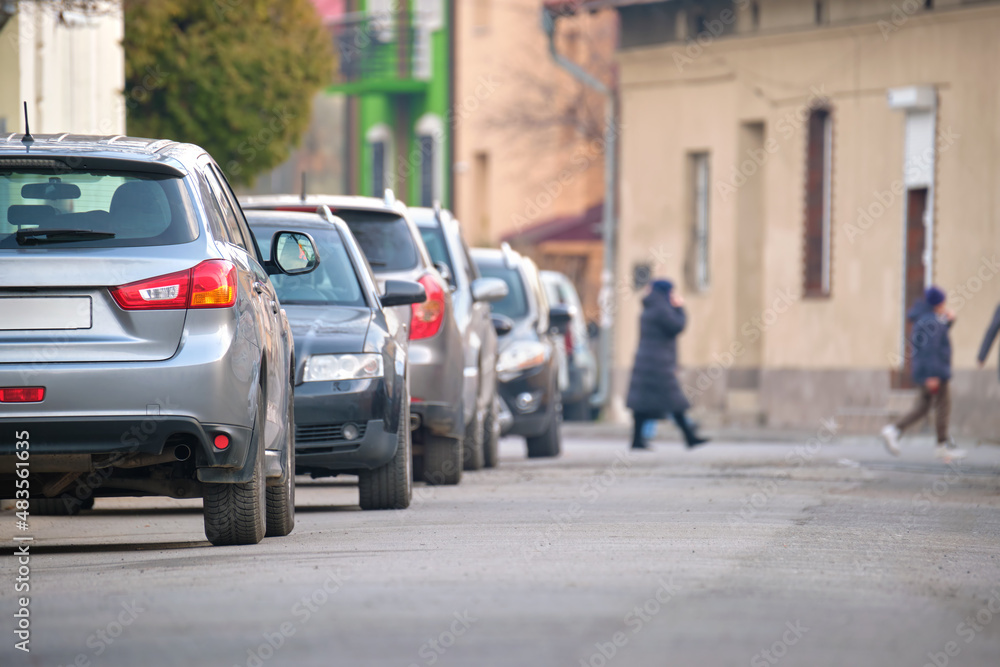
<box><xmin>471</xmin><ymin>245</ymin><xmax>570</xmax><ymax>458</ymax></box>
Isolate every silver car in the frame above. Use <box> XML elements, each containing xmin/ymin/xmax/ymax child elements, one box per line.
<box><xmin>540</xmin><ymin>270</ymin><xmax>597</xmax><ymax>420</ymax></box>
<box><xmin>241</xmin><ymin>193</ymin><xmax>470</xmax><ymax>486</ymax></box>
<box><xmin>0</xmin><ymin>134</ymin><xmax>317</xmax><ymax>546</ymax></box>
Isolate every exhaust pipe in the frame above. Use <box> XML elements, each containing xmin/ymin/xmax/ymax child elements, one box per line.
<box><xmin>111</xmin><ymin>445</ymin><xmax>192</xmax><ymax>469</ymax></box>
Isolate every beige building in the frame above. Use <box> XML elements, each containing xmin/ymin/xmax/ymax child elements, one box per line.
<box><xmin>556</xmin><ymin>0</ymin><xmax>1000</xmax><ymax>437</ymax></box>
<box><xmin>453</xmin><ymin>0</ymin><xmax>617</xmax><ymax>316</ymax></box>
<box><xmin>0</xmin><ymin>2</ymin><xmax>125</xmax><ymax>136</ymax></box>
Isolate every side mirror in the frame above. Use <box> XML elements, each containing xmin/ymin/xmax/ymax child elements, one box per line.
<box><xmin>269</xmin><ymin>231</ymin><xmax>320</xmax><ymax>276</ymax></box>
<box><xmin>549</xmin><ymin>304</ymin><xmax>573</xmax><ymax>333</ymax></box>
<box><xmin>471</xmin><ymin>277</ymin><xmax>508</xmax><ymax>303</ymax></box>
<box><xmin>492</xmin><ymin>314</ymin><xmax>514</xmax><ymax>336</ymax></box>
<box><xmin>433</xmin><ymin>261</ymin><xmax>455</xmax><ymax>290</ymax></box>
<box><xmin>381</xmin><ymin>279</ymin><xmax>426</xmax><ymax>308</ymax></box>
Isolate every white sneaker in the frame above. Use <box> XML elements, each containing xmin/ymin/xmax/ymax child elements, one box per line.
<box><xmin>880</xmin><ymin>424</ymin><xmax>901</xmax><ymax>456</ymax></box>
<box><xmin>935</xmin><ymin>442</ymin><xmax>967</xmax><ymax>463</ymax></box>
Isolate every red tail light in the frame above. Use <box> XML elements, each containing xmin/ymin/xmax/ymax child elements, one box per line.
<box><xmin>410</xmin><ymin>274</ymin><xmax>445</xmax><ymax>340</ymax></box>
<box><xmin>0</xmin><ymin>387</ymin><xmax>45</xmax><ymax>403</ymax></box>
<box><xmin>111</xmin><ymin>260</ymin><xmax>237</xmax><ymax>310</ymax></box>
<box><xmin>564</xmin><ymin>324</ymin><xmax>574</xmax><ymax>358</ymax></box>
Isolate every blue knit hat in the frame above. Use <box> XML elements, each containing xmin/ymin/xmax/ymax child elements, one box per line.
<box><xmin>651</xmin><ymin>279</ymin><xmax>673</xmax><ymax>295</ymax></box>
<box><xmin>925</xmin><ymin>285</ymin><xmax>946</xmax><ymax>307</ymax></box>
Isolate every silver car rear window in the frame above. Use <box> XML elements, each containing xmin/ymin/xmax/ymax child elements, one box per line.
<box><xmin>0</xmin><ymin>168</ymin><xmax>198</xmax><ymax>249</ymax></box>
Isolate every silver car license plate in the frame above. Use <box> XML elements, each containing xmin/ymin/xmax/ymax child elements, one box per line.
<box><xmin>0</xmin><ymin>297</ymin><xmax>92</xmax><ymax>330</ymax></box>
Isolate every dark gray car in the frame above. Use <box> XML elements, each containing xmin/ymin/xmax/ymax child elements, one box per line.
<box><xmin>410</xmin><ymin>206</ymin><xmax>508</xmax><ymax>469</ymax></box>
<box><xmin>241</xmin><ymin>193</ymin><xmax>468</xmax><ymax>485</ymax></box>
<box><xmin>0</xmin><ymin>134</ymin><xmax>316</xmax><ymax>546</ymax></box>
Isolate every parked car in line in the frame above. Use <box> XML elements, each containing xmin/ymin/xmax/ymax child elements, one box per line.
<box><xmin>470</xmin><ymin>245</ymin><xmax>571</xmax><ymax>458</ymax></box>
<box><xmin>246</xmin><ymin>209</ymin><xmax>425</xmax><ymax>509</ymax></box>
<box><xmin>0</xmin><ymin>134</ymin><xmax>318</xmax><ymax>546</ymax></box>
<box><xmin>409</xmin><ymin>205</ymin><xmax>508</xmax><ymax>470</ymax></box>
<box><xmin>540</xmin><ymin>270</ymin><xmax>597</xmax><ymax>421</ymax></box>
<box><xmin>241</xmin><ymin>193</ymin><xmax>467</xmax><ymax>485</ymax></box>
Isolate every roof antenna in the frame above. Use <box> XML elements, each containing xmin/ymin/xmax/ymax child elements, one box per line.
<box><xmin>21</xmin><ymin>102</ymin><xmax>34</xmax><ymax>148</ymax></box>
<box><xmin>300</xmin><ymin>171</ymin><xmax>307</xmax><ymax>203</ymax></box>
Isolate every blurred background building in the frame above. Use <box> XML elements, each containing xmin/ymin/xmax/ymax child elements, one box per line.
<box><xmin>0</xmin><ymin>0</ymin><xmax>124</xmax><ymax>135</ymax></box>
<box><xmin>554</xmin><ymin>0</ymin><xmax>1000</xmax><ymax>437</ymax></box>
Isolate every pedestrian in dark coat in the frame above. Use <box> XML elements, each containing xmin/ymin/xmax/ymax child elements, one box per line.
<box><xmin>626</xmin><ymin>279</ymin><xmax>707</xmax><ymax>450</ymax></box>
<box><xmin>977</xmin><ymin>303</ymin><xmax>1000</xmax><ymax>378</ymax></box>
<box><xmin>881</xmin><ymin>286</ymin><xmax>965</xmax><ymax>462</ymax></box>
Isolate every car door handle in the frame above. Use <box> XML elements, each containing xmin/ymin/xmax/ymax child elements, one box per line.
<box><xmin>253</xmin><ymin>281</ymin><xmax>265</xmax><ymax>294</ymax></box>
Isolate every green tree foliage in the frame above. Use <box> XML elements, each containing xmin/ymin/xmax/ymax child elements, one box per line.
<box><xmin>124</xmin><ymin>0</ymin><xmax>333</xmax><ymax>185</ymax></box>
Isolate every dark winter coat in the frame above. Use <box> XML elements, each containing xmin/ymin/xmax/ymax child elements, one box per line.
<box><xmin>626</xmin><ymin>291</ymin><xmax>691</xmax><ymax>416</ymax></box>
<box><xmin>908</xmin><ymin>299</ymin><xmax>953</xmax><ymax>384</ymax></box>
<box><xmin>977</xmin><ymin>304</ymin><xmax>1000</xmax><ymax>381</ymax></box>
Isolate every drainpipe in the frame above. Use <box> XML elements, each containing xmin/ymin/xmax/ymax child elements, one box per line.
<box><xmin>542</xmin><ymin>7</ymin><xmax>617</xmax><ymax>413</ymax></box>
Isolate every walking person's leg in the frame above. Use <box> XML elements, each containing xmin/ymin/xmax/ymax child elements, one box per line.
<box><xmin>672</xmin><ymin>411</ymin><xmax>708</xmax><ymax>449</ymax></box>
<box><xmin>882</xmin><ymin>386</ymin><xmax>932</xmax><ymax>455</ymax></box>
<box><xmin>632</xmin><ymin>412</ymin><xmax>651</xmax><ymax>450</ymax></box>
<box><xmin>932</xmin><ymin>381</ymin><xmax>966</xmax><ymax>461</ymax></box>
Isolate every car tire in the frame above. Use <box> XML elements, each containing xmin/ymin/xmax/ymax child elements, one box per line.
<box><xmin>423</xmin><ymin>434</ymin><xmax>462</xmax><ymax>486</ymax></box>
<box><xmin>526</xmin><ymin>397</ymin><xmax>562</xmax><ymax>459</ymax></box>
<box><xmin>359</xmin><ymin>393</ymin><xmax>412</xmax><ymax>510</ymax></box>
<box><xmin>482</xmin><ymin>395</ymin><xmax>500</xmax><ymax>469</ymax></box>
<box><xmin>203</xmin><ymin>387</ymin><xmax>267</xmax><ymax>546</ymax></box>
<box><xmin>562</xmin><ymin>399</ymin><xmax>592</xmax><ymax>422</ymax></box>
<box><xmin>462</xmin><ymin>405</ymin><xmax>485</xmax><ymax>472</ymax></box>
<box><xmin>265</xmin><ymin>395</ymin><xmax>296</xmax><ymax>537</ymax></box>
<box><xmin>29</xmin><ymin>496</ymin><xmax>89</xmax><ymax>516</ymax></box>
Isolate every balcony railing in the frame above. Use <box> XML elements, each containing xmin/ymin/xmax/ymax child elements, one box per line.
<box><xmin>328</xmin><ymin>11</ymin><xmax>430</xmax><ymax>93</ymax></box>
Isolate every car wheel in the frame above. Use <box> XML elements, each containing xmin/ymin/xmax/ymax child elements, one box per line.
<box><xmin>29</xmin><ymin>496</ymin><xmax>88</xmax><ymax>516</ymax></box>
<box><xmin>203</xmin><ymin>387</ymin><xmax>267</xmax><ymax>546</ymax></box>
<box><xmin>423</xmin><ymin>434</ymin><xmax>462</xmax><ymax>486</ymax></box>
<box><xmin>462</xmin><ymin>404</ymin><xmax>485</xmax><ymax>471</ymax></box>
<box><xmin>482</xmin><ymin>395</ymin><xmax>500</xmax><ymax>469</ymax></box>
<box><xmin>265</xmin><ymin>394</ymin><xmax>296</xmax><ymax>537</ymax></box>
<box><xmin>562</xmin><ymin>399</ymin><xmax>592</xmax><ymax>422</ymax></box>
<box><xmin>359</xmin><ymin>392</ymin><xmax>413</xmax><ymax>510</ymax></box>
<box><xmin>526</xmin><ymin>397</ymin><xmax>562</xmax><ymax>459</ymax></box>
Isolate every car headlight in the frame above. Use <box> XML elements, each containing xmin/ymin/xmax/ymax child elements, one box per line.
<box><xmin>496</xmin><ymin>341</ymin><xmax>547</xmax><ymax>381</ymax></box>
<box><xmin>303</xmin><ymin>354</ymin><xmax>383</xmax><ymax>382</ymax></box>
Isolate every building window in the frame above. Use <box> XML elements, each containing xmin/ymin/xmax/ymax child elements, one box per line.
<box><xmin>804</xmin><ymin>107</ymin><xmax>833</xmax><ymax>297</ymax></box>
<box><xmin>687</xmin><ymin>152</ymin><xmax>710</xmax><ymax>292</ymax></box>
<box><xmin>366</xmin><ymin>123</ymin><xmax>393</xmax><ymax>197</ymax></box>
<box><xmin>415</xmin><ymin>113</ymin><xmax>444</xmax><ymax>207</ymax></box>
<box><xmin>418</xmin><ymin>135</ymin><xmax>434</xmax><ymax>206</ymax></box>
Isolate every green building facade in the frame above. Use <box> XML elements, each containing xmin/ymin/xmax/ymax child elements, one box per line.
<box><xmin>329</xmin><ymin>0</ymin><xmax>452</xmax><ymax>207</ymax></box>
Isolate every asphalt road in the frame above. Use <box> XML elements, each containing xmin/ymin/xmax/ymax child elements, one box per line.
<box><xmin>2</xmin><ymin>430</ymin><xmax>1000</xmax><ymax>667</ymax></box>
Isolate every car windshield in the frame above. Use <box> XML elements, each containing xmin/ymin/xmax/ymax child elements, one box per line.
<box><xmin>418</xmin><ymin>226</ymin><xmax>454</xmax><ymax>278</ymax></box>
<box><xmin>0</xmin><ymin>165</ymin><xmax>198</xmax><ymax>249</ymax></box>
<box><xmin>252</xmin><ymin>225</ymin><xmax>366</xmax><ymax>307</ymax></box>
<box><xmin>478</xmin><ymin>263</ymin><xmax>529</xmax><ymax>320</ymax></box>
<box><xmin>334</xmin><ymin>210</ymin><xmax>418</xmax><ymax>272</ymax></box>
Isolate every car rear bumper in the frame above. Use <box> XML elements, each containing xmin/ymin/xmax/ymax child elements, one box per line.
<box><xmin>410</xmin><ymin>401</ymin><xmax>462</xmax><ymax>439</ymax></box>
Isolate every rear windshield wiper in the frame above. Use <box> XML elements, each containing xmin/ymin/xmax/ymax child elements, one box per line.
<box><xmin>16</xmin><ymin>229</ymin><xmax>116</xmax><ymax>245</ymax></box>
